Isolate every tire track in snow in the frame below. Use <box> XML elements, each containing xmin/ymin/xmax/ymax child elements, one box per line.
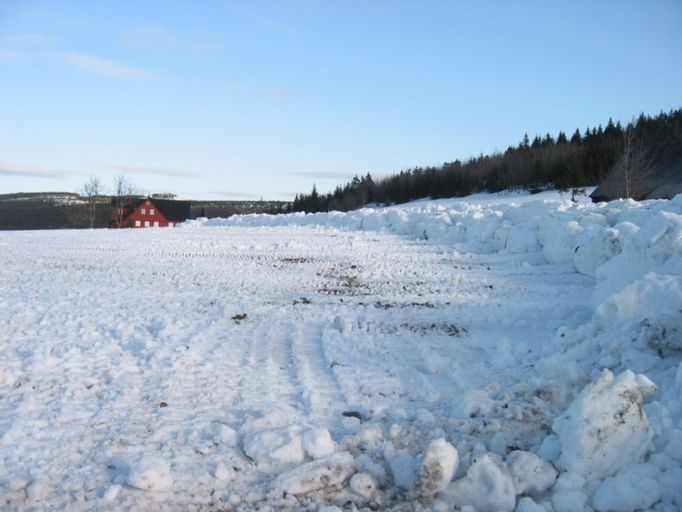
<box><xmin>233</xmin><ymin>308</ymin><xmax>301</xmax><ymax>417</ymax></box>
<box><xmin>289</xmin><ymin>318</ymin><xmax>347</xmax><ymax>422</ymax></box>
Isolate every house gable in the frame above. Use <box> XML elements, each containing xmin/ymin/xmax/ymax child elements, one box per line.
<box><xmin>109</xmin><ymin>197</ymin><xmax>191</xmax><ymax>228</ymax></box>
<box><xmin>128</xmin><ymin>199</ymin><xmax>171</xmax><ymax>228</ymax></box>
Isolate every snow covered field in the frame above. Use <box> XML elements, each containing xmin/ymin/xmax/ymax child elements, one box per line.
<box><xmin>1</xmin><ymin>190</ymin><xmax>681</xmax><ymax>511</ymax></box>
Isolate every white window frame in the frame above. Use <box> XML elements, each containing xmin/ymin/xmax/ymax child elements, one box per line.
<box><xmin>144</xmin><ymin>220</ymin><xmax>150</xmax><ymax>227</ymax></box>
<box><xmin>168</xmin><ymin>222</ymin><xmax>174</xmax><ymax>227</ymax></box>
<box><xmin>141</xmin><ymin>208</ymin><xmax>146</xmax><ymax>215</ymax></box>
<box><xmin>153</xmin><ymin>221</ymin><xmax>159</xmax><ymax>227</ymax></box>
<box><xmin>150</xmin><ymin>208</ymin><xmax>155</xmax><ymax>215</ymax></box>
<box><xmin>135</xmin><ymin>220</ymin><xmax>141</xmax><ymax>227</ymax></box>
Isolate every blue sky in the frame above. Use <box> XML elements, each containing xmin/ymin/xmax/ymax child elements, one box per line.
<box><xmin>1</xmin><ymin>1</ymin><xmax>681</xmax><ymax>200</ymax></box>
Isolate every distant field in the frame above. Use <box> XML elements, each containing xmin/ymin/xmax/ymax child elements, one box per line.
<box><xmin>0</xmin><ymin>192</ymin><xmax>290</xmax><ymax>230</ymax></box>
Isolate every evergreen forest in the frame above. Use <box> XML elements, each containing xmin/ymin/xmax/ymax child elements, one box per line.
<box><xmin>292</xmin><ymin>108</ymin><xmax>682</xmax><ymax>212</ymax></box>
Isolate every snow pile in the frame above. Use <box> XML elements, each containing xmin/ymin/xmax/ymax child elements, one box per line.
<box><xmin>187</xmin><ymin>191</ymin><xmax>682</xmax><ymax>289</ymax></box>
<box><xmin>552</xmin><ymin>369</ymin><xmax>656</xmax><ymax>480</ymax></box>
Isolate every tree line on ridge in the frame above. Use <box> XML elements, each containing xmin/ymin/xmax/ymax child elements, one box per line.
<box><xmin>292</xmin><ymin>108</ymin><xmax>682</xmax><ymax>212</ymax></box>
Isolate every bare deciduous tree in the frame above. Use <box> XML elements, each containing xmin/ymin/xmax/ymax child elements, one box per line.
<box><xmin>80</xmin><ymin>175</ymin><xmax>102</xmax><ymax>228</ymax></box>
<box><xmin>112</xmin><ymin>175</ymin><xmax>137</xmax><ymax>228</ymax></box>
<box><xmin>615</xmin><ymin>125</ymin><xmax>654</xmax><ymax>199</ymax></box>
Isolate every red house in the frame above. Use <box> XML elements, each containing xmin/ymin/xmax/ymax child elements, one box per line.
<box><xmin>109</xmin><ymin>197</ymin><xmax>191</xmax><ymax>228</ymax></box>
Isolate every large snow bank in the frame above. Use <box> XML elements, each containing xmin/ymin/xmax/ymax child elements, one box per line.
<box><xmin>183</xmin><ymin>190</ymin><xmax>682</xmax><ymax>509</ymax></box>
<box><xmin>186</xmin><ymin>191</ymin><xmax>682</xmax><ymax>290</ymax></box>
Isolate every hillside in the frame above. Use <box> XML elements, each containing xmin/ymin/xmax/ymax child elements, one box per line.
<box><xmin>293</xmin><ymin>108</ymin><xmax>682</xmax><ymax>212</ymax></box>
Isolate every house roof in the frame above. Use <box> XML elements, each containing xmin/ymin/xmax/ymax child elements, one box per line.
<box><xmin>110</xmin><ymin>197</ymin><xmax>191</xmax><ymax>222</ymax></box>
<box><xmin>591</xmin><ymin>140</ymin><xmax>682</xmax><ymax>202</ymax></box>
<box><xmin>148</xmin><ymin>198</ymin><xmax>191</xmax><ymax>222</ymax></box>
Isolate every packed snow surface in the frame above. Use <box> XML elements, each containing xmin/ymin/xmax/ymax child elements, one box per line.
<box><xmin>1</xmin><ymin>188</ymin><xmax>681</xmax><ymax>510</ymax></box>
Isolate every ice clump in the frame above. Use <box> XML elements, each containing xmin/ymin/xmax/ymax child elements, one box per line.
<box><xmin>506</xmin><ymin>450</ymin><xmax>557</xmax><ymax>496</ymax></box>
<box><xmin>271</xmin><ymin>452</ymin><xmax>356</xmax><ymax>496</ymax></box>
<box><xmin>415</xmin><ymin>437</ymin><xmax>458</xmax><ymax>498</ymax></box>
<box><xmin>593</xmin><ymin>272</ymin><xmax>682</xmax><ymax>332</ymax></box>
<box><xmin>660</xmin><ymin>467</ymin><xmax>682</xmax><ymax>508</ymax></box>
<box><xmin>447</xmin><ymin>453</ymin><xmax>516</xmax><ymax>512</ymax></box>
<box><xmin>302</xmin><ymin>427</ymin><xmax>336</xmax><ymax>459</ymax></box>
<box><xmin>551</xmin><ymin>489</ymin><xmax>588</xmax><ymax>512</ymax></box>
<box><xmin>103</xmin><ymin>484</ymin><xmax>121</xmax><ymax>501</ymax></box>
<box><xmin>349</xmin><ymin>471</ymin><xmax>379</xmax><ymax>499</ymax></box>
<box><xmin>552</xmin><ymin>369</ymin><xmax>656</xmax><ymax>480</ymax></box>
<box><xmin>213</xmin><ymin>423</ymin><xmax>239</xmax><ymax>447</ymax></box>
<box><xmin>516</xmin><ymin>496</ymin><xmax>548</xmax><ymax>512</ymax></box>
<box><xmin>242</xmin><ymin>425</ymin><xmax>305</xmax><ymax>468</ymax></box>
<box><xmin>127</xmin><ymin>454</ymin><xmax>172</xmax><ymax>491</ymax></box>
<box><xmin>592</xmin><ymin>464</ymin><xmax>661</xmax><ymax>512</ymax></box>
<box><xmin>214</xmin><ymin>462</ymin><xmax>234</xmax><ymax>482</ymax></box>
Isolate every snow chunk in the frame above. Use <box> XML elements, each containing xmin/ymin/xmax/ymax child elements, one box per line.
<box><xmin>127</xmin><ymin>455</ymin><xmax>172</xmax><ymax>492</ymax></box>
<box><xmin>506</xmin><ymin>450</ymin><xmax>557</xmax><ymax>496</ymax></box>
<box><xmin>537</xmin><ymin>434</ymin><xmax>561</xmax><ymax>462</ymax></box>
<box><xmin>214</xmin><ymin>423</ymin><xmax>239</xmax><ymax>447</ymax></box>
<box><xmin>333</xmin><ymin>315</ymin><xmax>355</xmax><ymax>335</ymax></box>
<box><xmin>242</xmin><ymin>425</ymin><xmax>305</xmax><ymax>468</ymax></box>
<box><xmin>552</xmin><ymin>369</ymin><xmax>656</xmax><ymax>480</ymax></box>
<box><xmin>103</xmin><ymin>484</ymin><xmax>121</xmax><ymax>501</ymax></box>
<box><xmin>593</xmin><ymin>465</ymin><xmax>661</xmax><ymax>512</ymax></box>
<box><xmin>0</xmin><ymin>358</ymin><xmax>21</xmax><ymax>387</ymax></box>
<box><xmin>423</xmin><ymin>352</ymin><xmax>450</xmax><ymax>374</ymax></box>
<box><xmin>415</xmin><ymin>438</ymin><xmax>458</xmax><ymax>498</ymax></box>
<box><xmin>448</xmin><ymin>453</ymin><xmax>516</xmax><ymax>512</ymax></box>
<box><xmin>214</xmin><ymin>462</ymin><xmax>234</xmax><ymax>482</ymax></box>
<box><xmin>356</xmin><ymin>453</ymin><xmax>387</xmax><ymax>482</ymax></box>
<box><xmin>516</xmin><ymin>496</ymin><xmax>547</xmax><ymax>512</ymax></box>
<box><xmin>271</xmin><ymin>452</ymin><xmax>356</xmax><ymax>496</ymax></box>
<box><xmin>302</xmin><ymin>427</ymin><xmax>336</xmax><ymax>459</ymax></box>
<box><xmin>551</xmin><ymin>489</ymin><xmax>588</xmax><ymax>512</ymax></box>
<box><xmin>350</xmin><ymin>471</ymin><xmax>379</xmax><ymax>499</ymax></box>
<box><xmin>661</xmin><ymin>467</ymin><xmax>682</xmax><ymax>508</ymax></box>
<box><xmin>594</xmin><ymin>272</ymin><xmax>682</xmax><ymax>331</ymax></box>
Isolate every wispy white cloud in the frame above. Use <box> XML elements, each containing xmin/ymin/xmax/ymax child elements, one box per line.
<box><xmin>94</xmin><ymin>164</ymin><xmax>201</xmax><ymax>178</ymax></box>
<box><xmin>56</xmin><ymin>52</ymin><xmax>160</xmax><ymax>81</ymax></box>
<box><xmin>227</xmin><ymin>84</ymin><xmax>300</xmax><ymax>102</ymax></box>
<box><xmin>216</xmin><ymin>190</ymin><xmax>262</xmax><ymax>199</ymax></box>
<box><xmin>0</xmin><ymin>49</ymin><xmax>21</xmax><ymax>61</ymax></box>
<box><xmin>257</xmin><ymin>17</ymin><xmax>296</xmax><ymax>36</ymax></box>
<box><xmin>8</xmin><ymin>33</ymin><xmax>50</xmax><ymax>47</ymax></box>
<box><xmin>289</xmin><ymin>171</ymin><xmax>351</xmax><ymax>180</ymax></box>
<box><xmin>258</xmin><ymin>87</ymin><xmax>300</xmax><ymax>101</ymax></box>
<box><xmin>0</xmin><ymin>160</ymin><xmax>72</xmax><ymax>179</ymax></box>
<box><xmin>0</xmin><ymin>32</ymin><xmax>51</xmax><ymax>61</ymax></box>
<box><xmin>123</xmin><ymin>25</ymin><xmax>214</xmax><ymax>52</ymax></box>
